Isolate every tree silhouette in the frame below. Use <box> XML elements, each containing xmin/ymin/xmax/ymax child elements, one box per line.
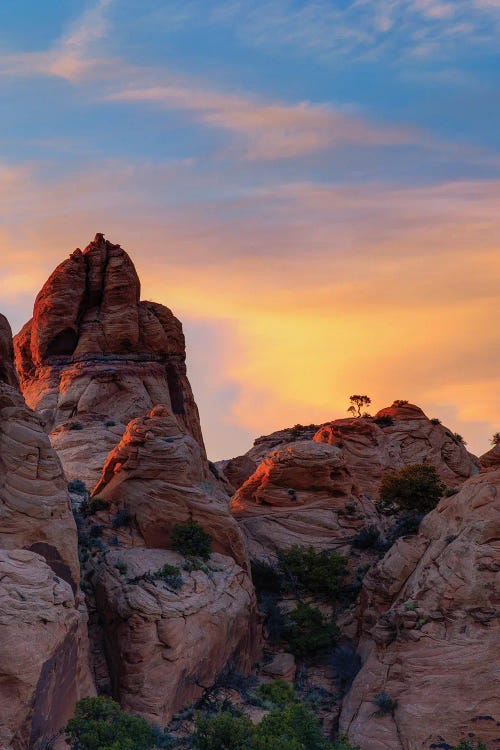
<box><xmin>347</xmin><ymin>394</ymin><xmax>371</xmax><ymax>417</ymax></box>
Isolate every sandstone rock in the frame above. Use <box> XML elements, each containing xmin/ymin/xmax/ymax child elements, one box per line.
<box><xmin>90</xmin><ymin>405</ymin><xmax>249</xmax><ymax>569</ymax></box>
<box><xmin>480</xmin><ymin>442</ymin><xmax>500</xmax><ymax>470</ymax></box>
<box><xmin>14</xmin><ymin>234</ymin><xmax>204</xmax><ymax>484</ymax></box>
<box><xmin>0</xmin><ymin>314</ymin><xmax>19</xmax><ymax>388</ymax></box>
<box><xmin>214</xmin><ymin>454</ymin><xmax>258</xmax><ymax>495</ymax></box>
<box><xmin>0</xmin><ymin>550</ymin><xmax>93</xmax><ymax>750</ymax></box>
<box><xmin>94</xmin><ymin>548</ymin><xmax>260</xmax><ymax>724</ymax></box>
<box><xmin>230</xmin><ymin>440</ymin><xmax>381</xmax><ymax>561</ymax></box>
<box><xmin>340</xmin><ymin>468</ymin><xmax>500</xmax><ymax>750</ymax></box>
<box><xmin>261</xmin><ymin>652</ymin><xmax>296</xmax><ymax>682</ymax></box>
<box><xmin>314</xmin><ymin>402</ymin><xmax>480</xmax><ymax>495</ymax></box>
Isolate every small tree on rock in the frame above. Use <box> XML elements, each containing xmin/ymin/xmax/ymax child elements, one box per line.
<box><xmin>491</xmin><ymin>432</ymin><xmax>500</xmax><ymax>446</ymax></box>
<box><xmin>347</xmin><ymin>395</ymin><xmax>371</xmax><ymax>418</ymax></box>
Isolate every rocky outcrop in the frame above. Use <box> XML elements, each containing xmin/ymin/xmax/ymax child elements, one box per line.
<box><xmin>95</xmin><ymin>548</ymin><xmax>259</xmax><ymax>724</ymax></box>
<box><xmin>480</xmin><ymin>442</ymin><xmax>500</xmax><ymax>470</ymax></box>
<box><xmin>0</xmin><ymin>316</ymin><xmax>93</xmax><ymax>749</ymax></box>
<box><xmin>0</xmin><ymin>313</ymin><xmax>19</xmax><ymax>388</ymax></box>
<box><xmin>340</xmin><ymin>468</ymin><xmax>500</xmax><ymax>750</ymax></box>
<box><xmin>91</xmin><ymin>405</ymin><xmax>248</xmax><ymax>569</ymax></box>
<box><xmin>14</xmin><ymin>234</ymin><xmax>204</xmax><ymax>485</ymax></box>
<box><xmin>314</xmin><ymin>403</ymin><xmax>480</xmax><ymax>495</ymax></box>
<box><xmin>230</xmin><ymin>440</ymin><xmax>381</xmax><ymax>561</ymax></box>
<box><xmin>0</xmin><ymin>550</ymin><xmax>93</xmax><ymax>750</ymax></box>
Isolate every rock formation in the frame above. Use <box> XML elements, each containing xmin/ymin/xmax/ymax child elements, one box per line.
<box><xmin>91</xmin><ymin>405</ymin><xmax>248</xmax><ymax>569</ymax></box>
<box><xmin>314</xmin><ymin>402</ymin><xmax>480</xmax><ymax>495</ymax></box>
<box><xmin>230</xmin><ymin>440</ymin><xmax>381</xmax><ymax>561</ymax></box>
<box><xmin>0</xmin><ymin>314</ymin><xmax>93</xmax><ymax>749</ymax></box>
<box><xmin>14</xmin><ymin>234</ymin><xmax>204</xmax><ymax>486</ymax></box>
<box><xmin>94</xmin><ymin>548</ymin><xmax>259</xmax><ymax>724</ymax></box>
<box><xmin>84</xmin><ymin>404</ymin><xmax>260</xmax><ymax>719</ymax></box>
<box><xmin>480</xmin><ymin>442</ymin><xmax>500</xmax><ymax>470</ymax></box>
<box><xmin>340</xmin><ymin>468</ymin><xmax>500</xmax><ymax>750</ymax></box>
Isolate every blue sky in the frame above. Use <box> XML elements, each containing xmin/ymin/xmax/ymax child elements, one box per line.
<box><xmin>0</xmin><ymin>0</ymin><xmax>499</xmax><ymax>458</ymax></box>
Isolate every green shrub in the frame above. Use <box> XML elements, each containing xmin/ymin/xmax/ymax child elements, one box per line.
<box><xmin>104</xmin><ymin>420</ymin><xmax>116</xmax><ymax>427</ymax></box>
<box><xmin>69</xmin><ymin>421</ymin><xmax>84</xmax><ymax>431</ymax></box>
<box><xmin>451</xmin><ymin>742</ymin><xmax>487</xmax><ymax>750</ymax></box>
<box><xmin>114</xmin><ymin>561</ymin><xmax>128</xmax><ymax>575</ymax></box>
<box><xmin>377</xmin><ymin>464</ymin><xmax>445</xmax><ymax>515</ymax></box>
<box><xmin>252</xmin><ymin>703</ymin><xmax>327</xmax><ymax>750</ymax></box>
<box><xmin>256</xmin><ymin>680</ymin><xmax>296</xmax><ymax>707</ymax></box>
<box><xmin>491</xmin><ymin>432</ymin><xmax>500</xmax><ymax>446</ymax></box>
<box><xmin>194</xmin><ymin>712</ymin><xmax>253</xmax><ymax>750</ymax></box>
<box><xmin>373</xmin><ymin>691</ymin><xmax>398</xmax><ymax>716</ymax></box>
<box><xmin>129</xmin><ymin>564</ymin><xmax>183</xmax><ymax>590</ymax></box>
<box><xmin>284</xmin><ymin>603</ymin><xmax>339</xmax><ymax>658</ymax></box>
<box><xmin>86</xmin><ymin>497</ymin><xmax>110</xmax><ymax>515</ymax></box>
<box><xmin>112</xmin><ymin>508</ymin><xmax>132</xmax><ymax>528</ymax></box>
<box><xmin>278</xmin><ymin>546</ymin><xmax>347</xmax><ymax>600</ymax></box>
<box><xmin>65</xmin><ymin>696</ymin><xmax>155</xmax><ymax>750</ymax></box>
<box><xmin>68</xmin><ymin>479</ymin><xmax>87</xmax><ymax>494</ymax></box>
<box><xmin>251</xmin><ymin>560</ymin><xmax>282</xmax><ymax>596</ymax></box>
<box><xmin>374</xmin><ymin>415</ymin><xmax>394</xmax><ymax>428</ymax></box>
<box><xmin>171</xmin><ymin>519</ymin><xmax>212</xmax><ymax>559</ymax></box>
<box><xmin>430</xmin><ymin>417</ymin><xmax>442</xmax><ymax>425</ymax></box>
<box><xmin>352</xmin><ymin>525</ymin><xmax>380</xmax><ymax>549</ymax></box>
<box><xmin>453</xmin><ymin>433</ymin><xmax>466</xmax><ymax>445</ymax></box>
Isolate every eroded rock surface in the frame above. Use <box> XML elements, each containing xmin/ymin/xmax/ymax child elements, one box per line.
<box><xmin>14</xmin><ymin>234</ymin><xmax>204</xmax><ymax>485</ymax></box>
<box><xmin>230</xmin><ymin>440</ymin><xmax>381</xmax><ymax>560</ymax></box>
<box><xmin>95</xmin><ymin>548</ymin><xmax>260</xmax><ymax>724</ymax></box>
<box><xmin>314</xmin><ymin>403</ymin><xmax>480</xmax><ymax>495</ymax></box>
<box><xmin>91</xmin><ymin>405</ymin><xmax>248</xmax><ymax>569</ymax></box>
<box><xmin>340</xmin><ymin>468</ymin><xmax>500</xmax><ymax>750</ymax></box>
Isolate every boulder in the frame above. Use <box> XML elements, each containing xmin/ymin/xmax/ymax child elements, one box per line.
<box><xmin>94</xmin><ymin>548</ymin><xmax>260</xmax><ymax>724</ymax></box>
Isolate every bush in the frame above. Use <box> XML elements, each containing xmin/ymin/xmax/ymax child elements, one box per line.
<box><xmin>491</xmin><ymin>432</ymin><xmax>500</xmax><ymax>446</ymax></box>
<box><xmin>453</xmin><ymin>433</ymin><xmax>466</xmax><ymax>445</ymax></box>
<box><xmin>194</xmin><ymin>712</ymin><xmax>253</xmax><ymax>750</ymax></box>
<box><xmin>256</xmin><ymin>680</ymin><xmax>296</xmax><ymax>708</ymax></box>
<box><xmin>373</xmin><ymin>416</ymin><xmax>394</xmax><ymax>428</ymax></box>
<box><xmin>352</xmin><ymin>525</ymin><xmax>380</xmax><ymax>549</ymax></box>
<box><xmin>171</xmin><ymin>519</ymin><xmax>212</xmax><ymax>559</ymax></box>
<box><xmin>373</xmin><ymin>691</ymin><xmax>398</xmax><ymax>716</ymax></box>
<box><xmin>278</xmin><ymin>546</ymin><xmax>347</xmax><ymax>600</ymax></box>
<box><xmin>329</xmin><ymin>644</ymin><xmax>361</xmax><ymax>694</ymax></box>
<box><xmin>252</xmin><ymin>703</ymin><xmax>327</xmax><ymax>750</ymax></box>
<box><xmin>451</xmin><ymin>742</ymin><xmax>487</xmax><ymax>750</ymax></box>
<box><xmin>393</xmin><ymin>400</ymin><xmax>409</xmax><ymax>406</ymax></box>
<box><xmin>284</xmin><ymin>603</ymin><xmax>339</xmax><ymax>659</ymax></box>
<box><xmin>251</xmin><ymin>560</ymin><xmax>282</xmax><ymax>597</ymax></box>
<box><xmin>129</xmin><ymin>564</ymin><xmax>183</xmax><ymax>591</ymax></box>
<box><xmin>104</xmin><ymin>420</ymin><xmax>116</xmax><ymax>427</ymax></box>
<box><xmin>112</xmin><ymin>508</ymin><xmax>132</xmax><ymax>529</ymax></box>
<box><xmin>114</xmin><ymin>561</ymin><xmax>128</xmax><ymax>575</ymax></box>
<box><xmin>430</xmin><ymin>417</ymin><xmax>442</xmax><ymax>425</ymax></box>
<box><xmin>68</xmin><ymin>479</ymin><xmax>87</xmax><ymax>494</ymax></box>
<box><xmin>69</xmin><ymin>421</ymin><xmax>84</xmax><ymax>431</ymax></box>
<box><xmin>259</xmin><ymin>594</ymin><xmax>287</xmax><ymax>644</ymax></box>
<box><xmin>377</xmin><ymin>464</ymin><xmax>445</xmax><ymax>515</ymax></box>
<box><xmin>86</xmin><ymin>497</ymin><xmax>110</xmax><ymax>515</ymax></box>
<box><xmin>66</xmin><ymin>696</ymin><xmax>155</xmax><ymax>750</ymax></box>
<box><xmin>208</xmin><ymin>461</ymin><xmax>221</xmax><ymax>479</ymax></box>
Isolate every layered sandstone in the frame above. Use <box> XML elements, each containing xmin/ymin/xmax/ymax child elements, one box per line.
<box><xmin>340</xmin><ymin>468</ymin><xmax>500</xmax><ymax>750</ymax></box>
<box><xmin>14</xmin><ymin>234</ymin><xmax>204</xmax><ymax>485</ymax></box>
<box><xmin>0</xmin><ymin>316</ymin><xmax>93</xmax><ymax>749</ymax></box>
<box><xmin>480</xmin><ymin>442</ymin><xmax>500</xmax><ymax>470</ymax></box>
<box><xmin>230</xmin><ymin>440</ymin><xmax>381</xmax><ymax>560</ymax></box>
<box><xmin>91</xmin><ymin>405</ymin><xmax>248</xmax><ymax>569</ymax></box>
<box><xmin>95</xmin><ymin>548</ymin><xmax>259</xmax><ymax>724</ymax></box>
<box><xmin>314</xmin><ymin>403</ymin><xmax>480</xmax><ymax>495</ymax></box>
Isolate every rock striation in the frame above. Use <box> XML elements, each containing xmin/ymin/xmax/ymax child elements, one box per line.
<box><xmin>340</xmin><ymin>468</ymin><xmax>500</xmax><ymax>750</ymax></box>
<box><xmin>0</xmin><ymin>314</ymin><xmax>93</xmax><ymax>749</ymax></box>
<box><xmin>85</xmin><ymin>404</ymin><xmax>260</xmax><ymax>720</ymax></box>
<box><xmin>14</xmin><ymin>234</ymin><xmax>204</xmax><ymax>486</ymax></box>
<box><xmin>314</xmin><ymin>402</ymin><xmax>480</xmax><ymax>495</ymax></box>
<box><xmin>229</xmin><ymin>440</ymin><xmax>381</xmax><ymax>561</ymax></box>
<box><xmin>94</xmin><ymin>548</ymin><xmax>259</xmax><ymax>724</ymax></box>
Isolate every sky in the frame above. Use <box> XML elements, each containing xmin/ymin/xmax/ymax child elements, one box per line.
<box><xmin>0</xmin><ymin>0</ymin><xmax>499</xmax><ymax>460</ymax></box>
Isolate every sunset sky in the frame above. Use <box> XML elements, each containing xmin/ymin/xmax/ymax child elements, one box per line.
<box><xmin>1</xmin><ymin>0</ymin><xmax>499</xmax><ymax>459</ymax></box>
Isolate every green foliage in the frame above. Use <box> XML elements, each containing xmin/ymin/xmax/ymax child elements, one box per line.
<box><xmin>373</xmin><ymin>415</ymin><xmax>394</xmax><ymax>428</ymax></box>
<box><xmin>453</xmin><ymin>432</ymin><xmax>467</xmax><ymax>445</ymax></box>
<box><xmin>256</xmin><ymin>680</ymin><xmax>296</xmax><ymax>708</ymax></box>
<box><xmin>171</xmin><ymin>519</ymin><xmax>212</xmax><ymax>560</ymax></box>
<box><xmin>373</xmin><ymin>691</ymin><xmax>398</xmax><ymax>716</ymax></box>
<box><xmin>129</xmin><ymin>564</ymin><xmax>183</xmax><ymax>590</ymax></box>
<box><xmin>194</xmin><ymin>712</ymin><xmax>253</xmax><ymax>750</ymax></box>
<box><xmin>377</xmin><ymin>464</ymin><xmax>445</xmax><ymax>515</ymax></box>
<box><xmin>331</xmin><ymin>736</ymin><xmax>359</xmax><ymax>750</ymax></box>
<box><xmin>347</xmin><ymin>395</ymin><xmax>371</xmax><ymax>418</ymax></box>
<box><xmin>252</xmin><ymin>703</ymin><xmax>329</xmax><ymax>750</ymax></box>
<box><xmin>278</xmin><ymin>546</ymin><xmax>347</xmax><ymax>600</ymax></box>
<box><xmin>112</xmin><ymin>508</ymin><xmax>132</xmax><ymax>529</ymax></box>
<box><xmin>69</xmin><ymin>421</ymin><xmax>84</xmax><ymax>430</ymax></box>
<box><xmin>284</xmin><ymin>602</ymin><xmax>339</xmax><ymax>658</ymax></box>
<box><xmin>86</xmin><ymin>497</ymin><xmax>110</xmax><ymax>515</ymax></box>
<box><xmin>430</xmin><ymin>417</ymin><xmax>442</xmax><ymax>425</ymax></box>
<box><xmin>68</xmin><ymin>479</ymin><xmax>87</xmax><ymax>494</ymax></box>
<box><xmin>352</xmin><ymin>525</ymin><xmax>380</xmax><ymax>550</ymax></box>
<box><xmin>114</xmin><ymin>560</ymin><xmax>128</xmax><ymax>575</ymax></box>
<box><xmin>251</xmin><ymin>560</ymin><xmax>282</xmax><ymax>596</ymax></box>
<box><xmin>104</xmin><ymin>420</ymin><xmax>116</xmax><ymax>427</ymax></box>
<box><xmin>451</xmin><ymin>742</ymin><xmax>487</xmax><ymax>750</ymax></box>
<box><xmin>65</xmin><ymin>696</ymin><xmax>155</xmax><ymax>750</ymax></box>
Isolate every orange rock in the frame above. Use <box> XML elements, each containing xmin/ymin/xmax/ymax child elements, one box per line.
<box><xmin>14</xmin><ymin>234</ymin><xmax>204</xmax><ymax>485</ymax></box>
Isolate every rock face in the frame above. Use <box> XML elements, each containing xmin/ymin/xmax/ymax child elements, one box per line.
<box><xmin>340</xmin><ymin>468</ymin><xmax>500</xmax><ymax>750</ymax></box>
<box><xmin>314</xmin><ymin>403</ymin><xmax>480</xmax><ymax>495</ymax></box>
<box><xmin>91</xmin><ymin>405</ymin><xmax>249</xmax><ymax>569</ymax></box>
<box><xmin>0</xmin><ymin>315</ymin><xmax>93</xmax><ymax>749</ymax></box>
<box><xmin>85</xmin><ymin>404</ymin><xmax>260</xmax><ymax>719</ymax></box>
<box><xmin>480</xmin><ymin>442</ymin><xmax>500</xmax><ymax>470</ymax></box>
<box><xmin>95</xmin><ymin>548</ymin><xmax>259</xmax><ymax>724</ymax></box>
<box><xmin>0</xmin><ymin>313</ymin><xmax>19</xmax><ymax>388</ymax></box>
<box><xmin>230</xmin><ymin>440</ymin><xmax>381</xmax><ymax>561</ymax></box>
<box><xmin>14</xmin><ymin>234</ymin><xmax>204</xmax><ymax>485</ymax></box>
